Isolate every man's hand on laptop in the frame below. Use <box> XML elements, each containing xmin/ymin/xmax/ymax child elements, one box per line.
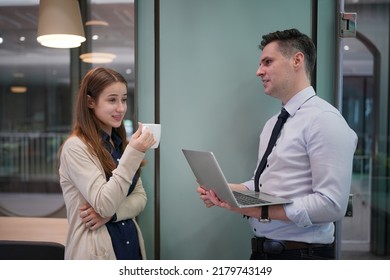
<box><xmin>197</xmin><ymin>185</ymin><xmax>233</xmax><ymax>209</ymax></box>
<box><xmin>197</xmin><ymin>183</ymin><xmax>247</xmax><ymax>209</ymax></box>
<box><xmin>197</xmin><ymin>185</ymin><xmax>215</xmax><ymax>208</ymax></box>
<box><xmin>197</xmin><ymin>185</ymin><xmax>264</xmax><ymax>219</ymax></box>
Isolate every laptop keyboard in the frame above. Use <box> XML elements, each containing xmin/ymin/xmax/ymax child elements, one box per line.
<box><xmin>233</xmin><ymin>191</ymin><xmax>270</xmax><ymax>205</ymax></box>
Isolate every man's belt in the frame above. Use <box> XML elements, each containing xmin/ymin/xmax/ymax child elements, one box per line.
<box><xmin>251</xmin><ymin>237</ymin><xmax>333</xmax><ymax>254</ymax></box>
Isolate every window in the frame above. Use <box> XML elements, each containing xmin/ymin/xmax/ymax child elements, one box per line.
<box><xmin>0</xmin><ymin>0</ymin><xmax>136</xmax><ymax>217</ymax></box>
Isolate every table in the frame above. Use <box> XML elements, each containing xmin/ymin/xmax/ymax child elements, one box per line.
<box><xmin>0</xmin><ymin>216</ymin><xmax>68</xmax><ymax>245</ymax></box>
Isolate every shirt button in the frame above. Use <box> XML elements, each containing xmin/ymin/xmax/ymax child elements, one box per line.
<box><xmin>260</xmin><ymin>184</ymin><xmax>262</xmax><ymax>187</ymax></box>
<box><xmin>122</xmin><ymin>222</ymin><xmax>125</xmax><ymax>226</ymax></box>
<box><xmin>126</xmin><ymin>241</ymin><xmax>130</xmax><ymax>245</ymax></box>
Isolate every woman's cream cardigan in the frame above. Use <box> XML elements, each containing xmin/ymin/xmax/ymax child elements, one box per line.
<box><xmin>59</xmin><ymin>136</ymin><xmax>147</xmax><ymax>259</ymax></box>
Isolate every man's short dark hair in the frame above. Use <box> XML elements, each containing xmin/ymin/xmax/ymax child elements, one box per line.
<box><xmin>259</xmin><ymin>28</ymin><xmax>316</xmax><ymax>79</ymax></box>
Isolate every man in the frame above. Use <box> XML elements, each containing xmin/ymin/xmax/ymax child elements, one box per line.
<box><xmin>197</xmin><ymin>28</ymin><xmax>358</xmax><ymax>260</ymax></box>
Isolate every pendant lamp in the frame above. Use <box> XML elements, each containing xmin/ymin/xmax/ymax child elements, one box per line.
<box><xmin>37</xmin><ymin>0</ymin><xmax>86</xmax><ymax>48</ymax></box>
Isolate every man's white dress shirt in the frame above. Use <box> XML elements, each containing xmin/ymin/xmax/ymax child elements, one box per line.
<box><xmin>243</xmin><ymin>86</ymin><xmax>358</xmax><ymax>244</ymax></box>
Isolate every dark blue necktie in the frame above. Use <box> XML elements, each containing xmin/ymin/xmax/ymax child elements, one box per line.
<box><xmin>254</xmin><ymin>108</ymin><xmax>290</xmax><ymax>192</ymax></box>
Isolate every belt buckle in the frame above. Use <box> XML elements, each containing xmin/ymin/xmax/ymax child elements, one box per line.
<box><xmin>263</xmin><ymin>240</ymin><xmax>285</xmax><ymax>254</ymax></box>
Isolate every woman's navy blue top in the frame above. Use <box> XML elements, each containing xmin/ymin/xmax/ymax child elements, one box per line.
<box><xmin>102</xmin><ymin>131</ymin><xmax>142</xmax><ymax>260</ymax></box>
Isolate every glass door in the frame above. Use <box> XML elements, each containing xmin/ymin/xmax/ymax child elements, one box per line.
<box><xmin>341</xmin><ymin>0</ymin><xmax>390</xmax><ymax>259</ymax></box>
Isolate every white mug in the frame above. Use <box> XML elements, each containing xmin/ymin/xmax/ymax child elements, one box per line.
<box><xmin>142</xmin><ymin>123</ymin><xmax>161</xmax><ymax>149</ymax></box>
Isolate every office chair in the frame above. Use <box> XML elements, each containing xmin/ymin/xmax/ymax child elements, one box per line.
<box><xmin>0</xmin><ymin>240</ymin><xmax>65</xmax><ymax>260</ymax></box>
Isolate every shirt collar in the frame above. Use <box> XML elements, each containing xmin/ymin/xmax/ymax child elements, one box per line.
<box><xmin>101</xmin><ymin>130</ymin><xmax>123</xmax><ymax>150</ymax></box>
<box><xmin>283</xmin><ymin>86</ymin><xmax>316</xmax><ymax>117</ymax></box>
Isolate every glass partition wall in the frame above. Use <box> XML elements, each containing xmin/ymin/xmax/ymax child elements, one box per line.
<box><xmin>0</xmin><ymin>0</ymin><xmax>136</xmax><ymax>217</ymax></box>
<box><xmin>341</xmin><ymin>0</ymin><xmax>390</xmax><ymax>259</ymax></box>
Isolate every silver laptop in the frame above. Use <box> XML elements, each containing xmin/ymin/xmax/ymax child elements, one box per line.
<box><xmin>182</xmin><ymin>149</ymin><xmax>292</xmax><ymax>208</ymax></box>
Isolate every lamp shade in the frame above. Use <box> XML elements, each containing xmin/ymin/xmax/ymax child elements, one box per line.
<box><xmin>37</xmin><ymin>0</ymin><xmax>86</xmax><ymax>48</ymax></box>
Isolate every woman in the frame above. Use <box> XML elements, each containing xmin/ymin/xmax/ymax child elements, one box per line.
<box><xmin>58</xmin><ymin>67</ymin><xmax>155</xmax><ymax>259</ymax></box>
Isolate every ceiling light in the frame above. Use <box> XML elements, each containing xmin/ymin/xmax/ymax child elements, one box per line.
<box><xmin>10</xmin><ymin>72</ymin><xmax>27</xmax><ymax>93</ymax></box>
<box><xmin>85</xmin><ymin>20</ymin><xmax>109</xmax><ymax>27</ymax></box>
<box><xmin>37</xmin><ymin>0</ymin><xmax>86</xmax><ymax>48</ymax></box>
<box><xmin>79</xmin><ymin>52</ymin><xmax>116</xmax><ymax>64</ymax></box>
<box><xmin>10</xmin><ymin>86</ymin><xmax>27</xmax><ymax>94</ymax></box>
